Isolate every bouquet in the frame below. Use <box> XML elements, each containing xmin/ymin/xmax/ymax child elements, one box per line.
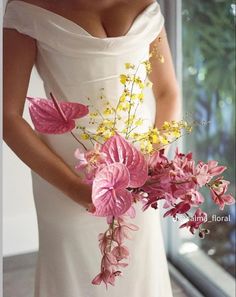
<box><xmin>26</xmin><ymin>44</ymin><xmax>235</xmax><ymax>288</ymax></box>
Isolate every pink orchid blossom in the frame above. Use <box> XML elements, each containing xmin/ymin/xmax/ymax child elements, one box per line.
<box><xmin>92</xmin><ymin>268</ymin><xmax>122</xmax><ymax>288</ymax></box>
<box><xmin>173</xmin><ymin>148</ymin><xmax>195</xmax><ymax>177</ymax></box>
<box><xmin>142</xmin><ymin>150</ymin><xmax>173</xmax><ymax>210</ymax></box>
<box><xmin>174</xmin><ymin>189</ymin><xmax>204</xmax><ymax>206</ymax></box>
<box><xmin>27</xmin><ymin>92</ymin><xmax>88</xmax><ymax>134</ymax></box>
<box><xmin>111</xmin><ymin>245</ymin><xmax>130</xmax><ymax>261</ymax></box>
<box><xmin>210</xmin><ymin>177</ymin><xmax>235</xmax><ymax>210</ymax></box>
<box><xmin>194</xmin><ymin>160</ymin><xmax>226</xmax><ymax>187</ymax></box>
<box><xmin>141</xmin><ymin>149</ymin><xmax>231</xmax><ymax>217</ymax></box>
<box><xmin>194</xmin><ymin>162</ymin><xmax>211</xmax><ymax>187</ymax></box>
<box><xmin>179</xmin><ymin>208</ymin><xmax>208</xmax><ymax>234</ymax></box>
<box><xmin>102</xmin><ymin>252</ymin><xmax>118</xmax><ymax>267</ymax></box>
<box><xmin>93</xmin><ymin>216</ymin><xmax>138</xmax><ymax>288</ymax></box>
<box><xmin>163</xmin><ymin>201</ymin><xmax>191</xmax><ymax>219</ymax></box>
<box><xmin>147</xmin><ymin>148</ymin><xmax>169</xmax><ymax>172</ymax></box>
<box><xmin>92</xmin><ymin>269</ymin><xmax>111</xmax><ymax>286</ymax></box>
<box><xmin>207</xmin><ymin>160</ymin><xmax>226</xmax><ymax>177</ymax></box>
<box><xmin>113</xmin><ymin>218</ymin><xmax>139</xmax><ymax>245</ymax></box>
<box><xmin>74</xmin><ymin>143</ymin><xmax>107</xmax><ymax>183</ymax></box>
<box><xmin>98</xmin><ymin>232</ymin><xmax>112</xmax><ymax>254</ymax></box>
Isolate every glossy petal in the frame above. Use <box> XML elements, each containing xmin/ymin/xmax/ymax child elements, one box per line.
<box><xmin>27</xmin><ymin>95</ymin><xmax>88</xmax><ymax>134</ymax></box>
<box><xmin>101</xmin><ymin>133</ymin><xmax>148</xmax><ymax>188</ymax></box>
<box><xmin>92</xmin><ymin>163</ymin><xmax>132</xmax><ymax>217</ymax></box>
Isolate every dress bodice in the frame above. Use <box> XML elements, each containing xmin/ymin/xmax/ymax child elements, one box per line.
<box><xmin>3</xmin><ymin>0</ymin><xmax>165</xmax><ymax>165</ymax></box>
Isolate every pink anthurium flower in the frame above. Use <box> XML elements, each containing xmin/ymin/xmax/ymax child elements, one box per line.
<box><xmin>92</xmin><ymin>163</ymin><xmax>133</xmax><ymax>217</ymax></box>
<box><xmin>26</xmin><ymin>92</ymin><xmax>89</xmax><ymax>134</ymax></box>
<box><xmin>101</xmin><ymin>133</ymin><xmax>148</xmax><ymax>188</ymax></box>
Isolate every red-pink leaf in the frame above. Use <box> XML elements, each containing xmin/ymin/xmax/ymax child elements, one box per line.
<box><xmin>92</xmin><ymin>163</ymin><xmax>132</xmax><ymax>217</ymax></box>
<box><xmin>101</xmin><ymin>133</ymin><xmax>148</xmax><ymax>188</ymax></box>
<box><xmin>27</xmin><ymin>95</ymin><xmax>88</xmax><ymax>134</ymax></box>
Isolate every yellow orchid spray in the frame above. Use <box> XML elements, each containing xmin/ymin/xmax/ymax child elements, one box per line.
<box><xmin>76</xmin><ymin>42</ymin><xmax>193</xmax><ymax>153</ymax></box>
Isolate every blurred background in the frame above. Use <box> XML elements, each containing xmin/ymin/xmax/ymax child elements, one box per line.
<box><xmin>164</xmin><ymin>1</ymin><xmax>236</xmax><ymax>296</ymax></box>
<box><xmin>181</xmin><ymin>0</ymin><xmax>235</xmax><ymax>278</ymax></box>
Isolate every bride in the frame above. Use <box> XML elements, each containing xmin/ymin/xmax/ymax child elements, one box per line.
<box><xmin>3</xmin><ymin>0</ymin><xmax>181</xmax><ymax>296</ymax></box>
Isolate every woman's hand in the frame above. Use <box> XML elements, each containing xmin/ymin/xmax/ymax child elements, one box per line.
<box><xmin>69</xmin><ymin>179</ymin><xmax>93</xmax><ymax>210</ymax></box>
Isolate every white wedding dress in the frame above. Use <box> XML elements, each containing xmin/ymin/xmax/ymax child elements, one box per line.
<box><xmin>3</xmin><ymin>1</ymin><xmax>173</xmax><ymax>296</ymax></box>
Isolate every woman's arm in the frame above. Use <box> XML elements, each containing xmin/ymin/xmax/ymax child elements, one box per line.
<box><xmin>3</xmin><ymin>28</ymin><xmax>92</xmax><ymax>208</ymax></box>
<box><xmin>149</xmin><ymin>26</ymin><xmax>182</xmax><ymax>129</ymax></box>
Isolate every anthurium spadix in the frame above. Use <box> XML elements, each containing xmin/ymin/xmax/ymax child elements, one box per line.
<box><xmin>26</xmin><ymin>92</ymin><xmax>89</xmax><ymax>134</ymax></box>
<box><xmin>101</xmin><ymin>133</ymin><xmax>148</xmax><ymax>188</ymax></box>
<box><xmin>92</xmin><ymin>163</ymin><xmax>133</xmax><ymax>217</ymax></box>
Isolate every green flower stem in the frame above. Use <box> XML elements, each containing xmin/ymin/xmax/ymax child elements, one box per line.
<box><xmin>125</xmin><ymin>64</ymin><xmax>141</xmax><ymax>138</ymax></box>
<box><xmin>70</xmin><ymin>131</ymin><xmax>88</xmax><ymax>151</ymax></box>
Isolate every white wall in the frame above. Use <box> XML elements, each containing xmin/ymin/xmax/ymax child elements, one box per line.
<box><xmin>3</xmin><ymin>67</ymin><xmax>46</xmax><ymax>257</ymax></box>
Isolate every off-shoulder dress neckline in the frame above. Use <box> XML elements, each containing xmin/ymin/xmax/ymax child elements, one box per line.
<box><xmin>6</xmin><ymin>0</ymin><xmax>158</xmax><ymax>40</ymax></box>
